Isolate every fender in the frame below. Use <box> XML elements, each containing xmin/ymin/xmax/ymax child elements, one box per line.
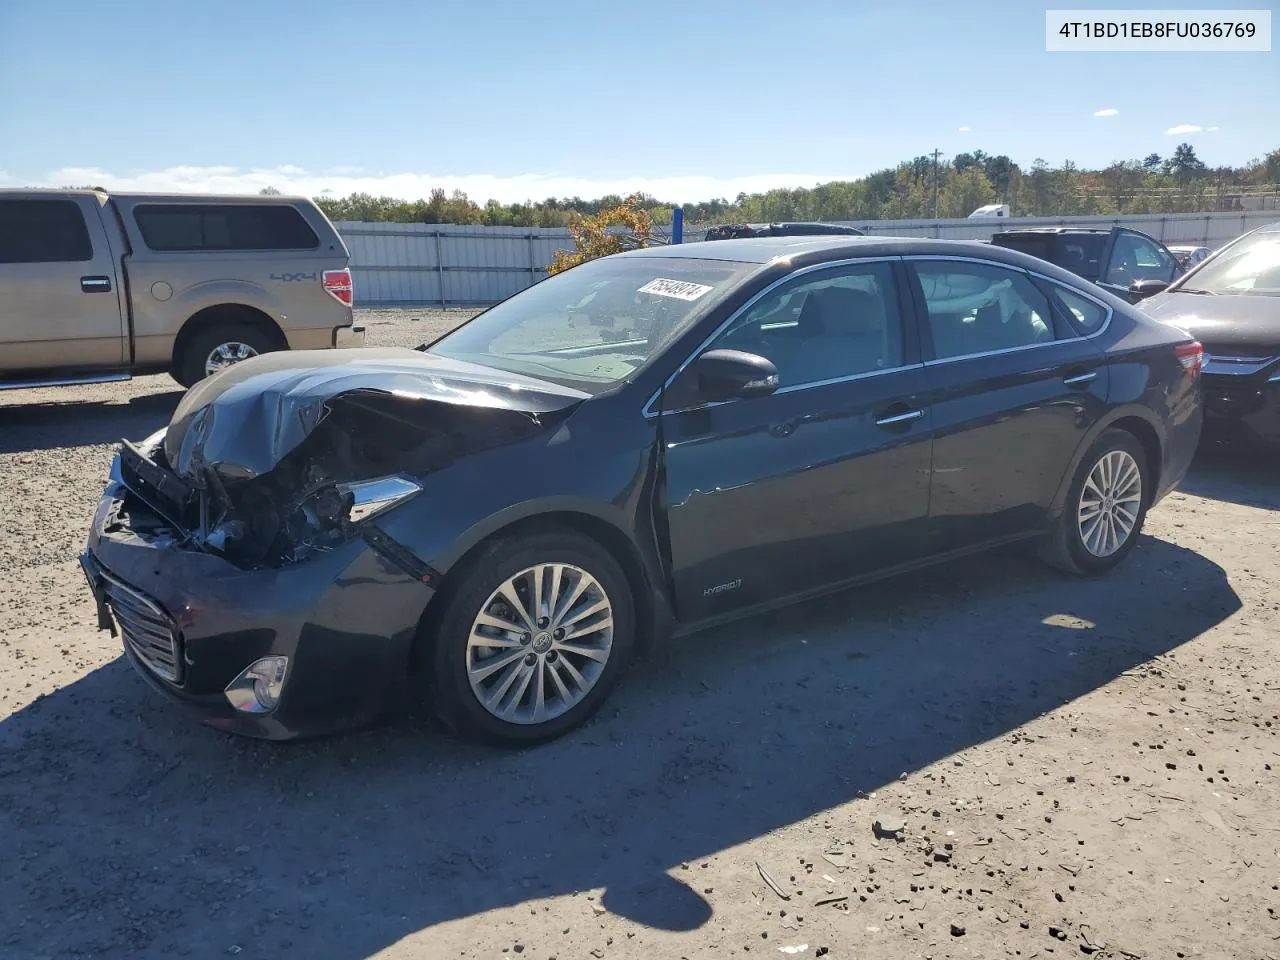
<box><xmin>434</xmin><ymin>495</ymin><xmax>638</xmax><ymax>574</ymax></box>
<box><xmin>420</xmin><ymin>493</ymin><xmax>679</xmax><ymax>645</ymax></box>
<box><xmin>1046</xmin><ymin>403</ymin><xmax>1166</xmax><ymax>521</ymax></box>
<box><xmin>171</xmin><ymin>278</ymin><xmax>284</xmax><ymax>321</ymax></box>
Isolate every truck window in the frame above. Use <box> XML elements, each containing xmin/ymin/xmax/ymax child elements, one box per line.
<box><xmin>133</xmin><ymin>204</ymin><xmax>320</xmax><ymax>252</ymax></box>
<box><xmin>1052</xmin><ymin>235</ymin><xmax>1106</xmax><ymax>277</ymax></box>
<box><xmin>1106</xmin><ymin>233</ymin><xmax>1174</xmax><ymax>285</ymax></box>
<box><xmin>0</xmin><ymin>199</ymin><xmax>93</xmax><ymax>263</ymax></box>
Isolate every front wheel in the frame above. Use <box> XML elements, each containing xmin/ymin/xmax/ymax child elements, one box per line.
<box><xmin>419</xmin><ymin>530</ymin><xmax>636</xmax><ymax>746</ymax></box>
<box><xmin>1041</xmin><ymin>429</ymin><xmax>1150</xmax><ymax>575</ymax></box>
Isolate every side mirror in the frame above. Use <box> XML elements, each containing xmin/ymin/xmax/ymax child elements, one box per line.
<box><xmin>696</xmin><ymin>349</ymin><xmax>779</xmax><ymax>402</ymax></box>
<box><xmin>1128</xmin><ymin>278</ymin><xmax>1170</xmax><ymax>303</ymax></box>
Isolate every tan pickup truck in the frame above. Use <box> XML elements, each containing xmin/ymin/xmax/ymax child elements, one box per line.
<box><xmin>0</xmin><ymin>189</ymin><xmax>365</xmax><ymax>389</ymax></box>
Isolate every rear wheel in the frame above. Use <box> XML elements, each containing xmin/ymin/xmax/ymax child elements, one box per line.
<box><xmin>419</xmin><ymin>530</ymin><xmax>636</xmax><ymax>746</ymax></box>
<box><xmin>1040</xmin><ymin>428</ymin><xmax>1150</xmax><ymax>575</ymax></box>
<box><xmin>174</xmin><ymin>323</ymin><xmax>277</xmax><ymax>387</ymax></box>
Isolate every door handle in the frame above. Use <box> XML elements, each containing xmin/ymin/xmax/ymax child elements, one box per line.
<box><xmin>80</xmin><ymin>276</ymin><xmax>113</xmax><ymax>293</ymax></box>
<box><xmin>1062</xmin><ymin>370</ymin><xmax>1097</xmax><ymax>386</ymax></box>
<box><xmin>874</xmin><ymin>408</ymin><xmax>924</xmax><ymax>427</ymax></box>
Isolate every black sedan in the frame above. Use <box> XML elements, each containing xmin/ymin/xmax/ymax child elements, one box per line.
<box><xmin>81</xmin><ymin>236</ymin><xmax>1204</xmax><ymax>745</ymax></box>
<box><xmin>1139</xmin><ymin>219</ymin><xmax>1280</xmax><ymax>444</ymax></box>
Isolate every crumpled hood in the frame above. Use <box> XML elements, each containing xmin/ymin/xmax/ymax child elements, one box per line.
<box><xmin>164</xmin><ymin>347</ymin><xmax>590</xmax><ymax>480</ymax></box>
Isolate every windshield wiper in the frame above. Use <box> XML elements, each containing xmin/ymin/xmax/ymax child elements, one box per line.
<box><xmin>1177</xmin><ymin>287</ymin><xmax>1216</xmax><ymax>295</ymax></box>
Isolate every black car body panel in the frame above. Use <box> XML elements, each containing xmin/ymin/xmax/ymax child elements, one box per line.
<box><xmin>1141</xmin><ymin>290</ymin><xmax>1280</xmax><ymax>442</ymax></box>
<box><xmin>83</xmin><ymin>236</ymin><xmax>1204</xmax><ymax>739</ymax></box>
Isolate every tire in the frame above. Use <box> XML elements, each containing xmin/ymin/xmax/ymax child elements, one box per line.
<box><xmin>418</xmin><ymin>529</ymin><xmax>636</xmax><ymax>746</ymax></box>
<box><xmin>173</xmin><ymin>323</ymin><xmax>277</xmax><ymax>388</ymax></box>
<box><xmin>1040</xmin><ymin>428</ymin><xmax>1150</xmax><ymax>575</ymax></box>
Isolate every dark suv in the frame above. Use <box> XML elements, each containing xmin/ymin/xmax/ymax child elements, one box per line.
<box><xmin>990</xmin><ymin>226</ymin><xmax>1184</xmax><ymax>302</ymax></box>
<box><xmin>704</xmin><ymin>222</ymin><xmax>866</xmax><ymax>241</ymax></box>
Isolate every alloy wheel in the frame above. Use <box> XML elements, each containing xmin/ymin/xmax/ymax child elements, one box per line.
<box><xmin>204</xmin><ymin>341</ymin><xmax>260</xmax><ymax>376</ymax></box>
<box><xmin>466</xmin><ymin>563</ymin><xmax>614</xmax><ymax>725</ymax></box>
<box><xmin>1077</xmin><ymin>449</ymin><xmax>1143</xmax><ymax>558</ymax></box>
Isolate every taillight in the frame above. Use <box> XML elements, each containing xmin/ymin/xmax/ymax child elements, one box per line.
<box><xmin>322</xmin><ymin>268</ymin><xmax>353</xmax><ymax>307</ymax></box>
<box><xmin>1175</xmin><ymin>341</ymin><xmax>1203</xmax><ymax>379</ymax></box>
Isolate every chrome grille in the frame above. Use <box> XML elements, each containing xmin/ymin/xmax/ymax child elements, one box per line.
<box><xmin>102</xmin><ymin>575</ymin><xmax>181</xmax><ymax>683</ymax></box>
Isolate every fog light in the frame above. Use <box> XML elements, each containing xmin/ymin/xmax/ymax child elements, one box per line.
<box><xmin>224</xmin><ymin>656</ymin><xmax>288</xmax><ymax>714</ymax></box>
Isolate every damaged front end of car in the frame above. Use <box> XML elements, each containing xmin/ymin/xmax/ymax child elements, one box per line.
<box><xmin>121</xmin><ymin>350</ymin><xmax>587</xmax><ymax>570</ymax></box>
<box><xmin>84</xmin><ymin>350</ymin><xmax>591</xmax><ymax>738</ymax></box>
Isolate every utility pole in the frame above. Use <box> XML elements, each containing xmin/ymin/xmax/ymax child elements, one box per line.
<box><xmin>931</xmin><ymin>148</ymin><xmax>942</xmax><ymax>219</ymax></box>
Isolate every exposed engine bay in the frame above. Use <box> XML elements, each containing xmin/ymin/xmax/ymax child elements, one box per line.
<box><xmin>117</xmin><ymin>390</ymin><xmax>553</xmax><ymax>570</ymax></box>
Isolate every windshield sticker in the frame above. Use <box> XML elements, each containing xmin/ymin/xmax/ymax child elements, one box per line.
<box><xmin>637</xmin><ymin>278</ymin><xmax>715</xmax><ymax>301</ymax></box>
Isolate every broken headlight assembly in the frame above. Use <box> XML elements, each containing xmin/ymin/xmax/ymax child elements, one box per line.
<box><xmin>277</xmin><ymin>474</ymin><xmax>423</xmax><ymax>561</ymax></box>
<box><xmin>206</xmin><ymin>475</ymin><xmax>423</xmax><ymax>567</ymax></box>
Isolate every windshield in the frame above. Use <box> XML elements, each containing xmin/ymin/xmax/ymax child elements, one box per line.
<box><xmin>427</xmin><ymin>256</ymin><xmax>755</xmax><ymax>393</ymax></box>
<box><xmin>1182</xmin><ymin>232</ymin><xmax>1280</xmax><ymax>296</ymax></box>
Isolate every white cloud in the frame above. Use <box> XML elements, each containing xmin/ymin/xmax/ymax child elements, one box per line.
<box><xmin>1206</xmin><ymin>126</ymin><xmax>1220</xmax><ymax>132</ymax></box>
<box><xmin>1164</xmin><ymin>124</ymin><xmax>1203</xmax><ymax>135</ymax></box>
<box><xmin>1093</xmin><ymin>108</ymin><xmax>1119</xmax><ymax>117</ymax></box>
<box><xmin>22</xmin><ymin>164</ymin><xmax>853</xmax><ymax>205</ymax></box>
<box><xmin>958</xmin><ymin>126</ymin><xmax>971</xmax><ymax>133</ymax></box>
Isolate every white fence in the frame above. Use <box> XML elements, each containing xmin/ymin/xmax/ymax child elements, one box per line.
<box><xmin>337</xmin><ymin>210</ymin><xmax>1280</xmax><ymax>306</ymax></box>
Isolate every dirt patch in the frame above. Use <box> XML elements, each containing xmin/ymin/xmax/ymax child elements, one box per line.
<box><xmin>1</xmin><ymin>310</ymin><xmax>1276</xmax><ymax>958</ymax></box>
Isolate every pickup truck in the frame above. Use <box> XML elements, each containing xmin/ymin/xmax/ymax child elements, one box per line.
<box><xmin>0</xmin><ymin>189</ymin><xmax>365</xmax><ymax>389</ymax></box>
<box><xmin>989</xmin><ymin>226</ymin><xmax>1184</xmax><ymax>302</ymax></box>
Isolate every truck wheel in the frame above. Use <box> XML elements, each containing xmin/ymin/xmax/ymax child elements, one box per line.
<box><xmin>174</xmin><ymin>324</ymin><xmax>277</xmax><ymax>387</ymax></box>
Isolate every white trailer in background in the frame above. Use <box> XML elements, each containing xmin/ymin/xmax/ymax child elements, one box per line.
<box><xmin>968</xmin><ymin>204</ymin><xmax>1010</xmax><ymax>218</ymax></box>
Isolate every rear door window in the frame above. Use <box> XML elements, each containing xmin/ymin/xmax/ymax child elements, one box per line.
<box><xmin>0</xmin><ymin>199</ymin><xmax>93</xmax><ymax>263</ymax></box>
<box><xmin>911</xmin><ymin>260</ymin><xmax>1057</xmax><ymax>360</ymax></box>
<box><xmin>1051</xmin><ymin>285</ymin><xmax>1109</xmax><ymax>334</ymax></box>
<box><xmin>133</xmin><ymin>204</ymin><xmax>319</xmax><ymax>251</ymax></box>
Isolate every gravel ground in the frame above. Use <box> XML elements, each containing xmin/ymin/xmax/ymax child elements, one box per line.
<box><xmin>1</xmin><ymin>309</ymin><xmax>1278</xmax><ymax>960</ymax></box>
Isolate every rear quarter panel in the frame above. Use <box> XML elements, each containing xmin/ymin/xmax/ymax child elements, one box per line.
<box><xmin>1048</xmin><ymin>301</ymin><xmax>1202</xmax><ymax>517</ymax></box>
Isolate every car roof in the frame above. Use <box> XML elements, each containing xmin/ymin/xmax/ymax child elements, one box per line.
<box><xmin>620</xmin><ymin>235</ymin><xmax>1092</xmax><ymax>278</ymax></box>
<box><xmin>622</xmin><ymin>236</ymin><xmax>923</xmax><ymax>263</ymax></box>
<box><xmin>995</xmin><ymin>227</ymin><xmax>1113</xmax><ymax>236</ymax></box>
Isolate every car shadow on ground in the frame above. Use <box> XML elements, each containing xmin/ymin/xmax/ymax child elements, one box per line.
<box><xmin>0</xmin><ymin>535</ymin><xmax>1239</xmax><ymax>958</ymax></box>
<box><xmin>0</xmin><ymin>390</ymin><xmax>184</xmax><ymax>454</ymax></box>
<box><xmin>1178</xmin><ymin>439</ymin><xmax>1280</xmax><ymax>510</ymax></box>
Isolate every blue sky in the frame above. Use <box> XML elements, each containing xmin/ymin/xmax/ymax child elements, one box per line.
<box><xmin>1</xmin><ymin>0</ymin><xmax>1275</xmax><ymax>202</ymax></box>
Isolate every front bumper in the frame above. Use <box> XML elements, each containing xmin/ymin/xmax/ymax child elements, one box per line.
<box><xmin>82</xmin><ymin>475</ymin><xmax>433</xmax><ymax>740</ymax></box>
<box><xmin>334</xmin><ymin>324</ymin><xmax>366</xmax><ymax>349</ymax></box>
<box><xmin>1201</xmin><ymin>372</ymin><xmax>1280</xmax><ymax>444</ymax></box>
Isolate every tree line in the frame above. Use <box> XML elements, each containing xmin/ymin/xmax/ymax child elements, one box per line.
<box><xmin>292</xmin><ymin>142</ymin><xmax>1280</xmax><ymax>227</ymax></box>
